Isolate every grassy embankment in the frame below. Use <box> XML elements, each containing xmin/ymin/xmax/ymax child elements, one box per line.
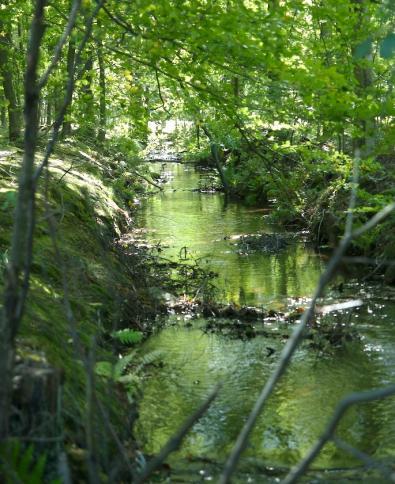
<box><xmin>0</xmin><ymin>137</ymin><xmax>164</xmax><ymax>479</ymax></box>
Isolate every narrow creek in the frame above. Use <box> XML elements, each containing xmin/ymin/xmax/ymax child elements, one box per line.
<box><xmin>135</xmin><ymin>162</ymin><xmax>395</xmax><ymax>481</ymax></box>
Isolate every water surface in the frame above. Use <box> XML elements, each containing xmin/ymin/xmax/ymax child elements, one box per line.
<box><xmin>135</xmin><ymin>163</ymin><xmax>395</xmax><ymax>480</ymax></box>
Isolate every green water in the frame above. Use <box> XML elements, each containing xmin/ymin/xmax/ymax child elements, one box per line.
<box><xmin>135</xmin><ymin>163</ymin><xmax>395</xmax><ymax>480</ymax></box>
<box><xmin>137</xmin><ymin>164</ymin><xmax>324</xmax><ymax>308</ymax></box>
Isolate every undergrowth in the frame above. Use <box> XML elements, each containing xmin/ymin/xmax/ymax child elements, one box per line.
<box><xmin>0</xmin><ymin>139</ymin><xmax>165</xmax><ymax>480</ymax></box>
<box><xmin>168</xmin><ymin>124</ymin><xmax>395</xmax><ymax>282</ymax></box>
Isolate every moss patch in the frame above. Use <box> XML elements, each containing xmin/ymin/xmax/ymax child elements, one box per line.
<box><xmin>0</xmin><ymin>140</ymin><xmax>161</xmax><ymax>479</ymax></box>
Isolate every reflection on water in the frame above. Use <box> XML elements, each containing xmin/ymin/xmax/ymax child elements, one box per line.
<box><xmin>137</xmin><ymin>163</ymin><xmax>324</xmax><ymax>308</ymax></box>
<box><xmin>135</xmin><ymin>163</ymin><xmax>395</xmax><ymax>474</ymax></box>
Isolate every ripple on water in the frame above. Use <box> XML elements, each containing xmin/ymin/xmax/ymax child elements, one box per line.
<box><xmin>135</xmin><ymin>162</ymin><xmax>395</xmax><ymax>472</ymax></box>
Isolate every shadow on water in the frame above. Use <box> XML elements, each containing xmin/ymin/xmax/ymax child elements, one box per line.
<box><xmin>135</xmin><ymin>162</ymin><xmax>395</xmax><ymax>479</ymax></box>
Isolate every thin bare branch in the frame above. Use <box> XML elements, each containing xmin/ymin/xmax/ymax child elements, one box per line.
<box><xmin>345</xmin><ymin>148</ymin><xmax>360</xmax><ymax>237</ymax></box>
<box><xmin>219</xmin><ymin>202</ymin><xmax>395</xmax><ymax>484</ymax></box>
<box><xmin>38</xmin><ymin>0</ymin><xmax>82</xmax><ymax>90</ymax></box>
<box><xmin>352</xmin><ymin>202</ymin><xmax>395</xmax><ymax>237</ymax></box>
<box><xmin>107</xmin><ymin>46</ymin><xmax>225</xmax><ymax>104</ymax></box>
<box><xmin>96</xmin><ymin>398</ymin><xmax>136</xmax><ymax>480</ymax></box>
<box><xmin>155</xmin><ymin>69</ymin><xmax>171</xmax><ymax>115</ymax></box>
<box><xmin>332</xmin><ymin>436</ymin><xmax>393</xmax><ymax>479</ymax></box>
<box><xmin>283</xmin><ymin>385</ymin><xmax>395</xmax><ymax>483</ymax></box>
<box><xmin>34</xmin><ymin>0</ymin><xmax>106</xmax><ymax>182</ymax></box>
<box><xmin>102</xmin><ymin>4</ymin><xmax>262</xmax><ymax>83</ymax></box>
<box><xmin>135</xmin><ymin>384</ymin><xmax>222</xmax><ymax>484</ymax></box>
<box><xmin>341</xmin><ymin>256</ymin><xmax>395</xmax><ymax>266</ymax></box>
<box><xmin>102</xmin><ymin>4</ymin><xmax>139</xmax><ymax>36</ymax></box>
<box><xmin>131</xmin><ymin>169</ymin><xmax>163</xmax><ymax>191</ymax></box>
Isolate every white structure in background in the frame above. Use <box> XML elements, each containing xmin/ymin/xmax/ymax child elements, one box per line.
<box><xmin>148</xmin><ymin>119</ymin><xmax>193</xmax><ymax>136</ymax></box>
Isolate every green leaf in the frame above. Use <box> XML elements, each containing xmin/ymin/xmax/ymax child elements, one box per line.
<box><xmin>0</xmin><ymin>442</ymin><xmax>49</xmax><ymax>484</ymax></box>
<box><xmin>111</xmin><ymin>329</ymin><xmax>143</xmax><ymax>345</ymax></box>
<box><xmin>1</xmin><ymin>190</ymin><xmax>17</xmax><ymax>210</ymax></box>
<box><xmin>95</xmin><ymin>361</ymin><xmax>113</xmax><ymax>378</ymax></box>
<box><xmin>114</xmin><ymin>351</ymin><xmax>135</xmax><ymax>377</ymax></box>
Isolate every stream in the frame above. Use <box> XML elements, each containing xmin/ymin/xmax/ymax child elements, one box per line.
<box><xmin>135</xmin><ymin>162</ymin><xmax>395</xmax><ymax>482</ymax></box>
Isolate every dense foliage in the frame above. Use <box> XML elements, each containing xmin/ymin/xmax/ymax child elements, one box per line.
<box><xmin>1</xmin><ymin>0</ymin><xmax>395</xmax><ymax>480</ymax></box>
<box><xmin>2</xmin><ymin>0</ymin><xmax>394</xmax><ymax>258</ymax></box>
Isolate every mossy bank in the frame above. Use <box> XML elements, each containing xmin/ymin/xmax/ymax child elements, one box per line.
<box><xmin>0</xmin><ymin>139</ymin><xmax>163</xmax><ymax>481</ymax></box>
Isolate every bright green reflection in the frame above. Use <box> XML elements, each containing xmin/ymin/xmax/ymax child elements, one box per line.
<box><xmin>136</xmin><ymin>163</ymin><xmax>395</xmax><ymax>471</ymax></box>
<box><xmin>137</xmin><ymin>307</ymin><xmax>395</xmax><ymax>469</ymax></box>
<box><xmin>138</xmin><ymin>163</ymin><xmax>324</xmax><ymax>308</ymax></box>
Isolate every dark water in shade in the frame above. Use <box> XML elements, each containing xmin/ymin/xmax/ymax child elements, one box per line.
<box><xmin>135</xmin><ymin>163</ymin><xmax>395</xmax><ymax>480</ymax></box>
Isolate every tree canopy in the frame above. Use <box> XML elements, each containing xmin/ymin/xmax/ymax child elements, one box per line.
<box><xmin>1</xmin><ymin>0</ymin><xmax>395</xmax><ymax>481</ymax></box>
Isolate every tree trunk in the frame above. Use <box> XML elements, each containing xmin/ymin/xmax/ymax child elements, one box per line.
<box><xmin>268</xmin><ymin>0</ymin><xmax>279</xmax><ymax>12</ymax></box>
<box><xmin>196</xmin><ymin>123</ymin><xmax>200</xmax><ymax>149</ymax></box>
<box><xmin>201</xmin><ymin>125</ymin><xmax>231</xmax><ymax>194</ymax></box>
<box><xmin>62</xmin><ymin>39</ymin><xmax>76</xmax><ymax>137</ymax></box>
<box><xmin>80</xmin><ymin>55</ymin><xmax>95</xmax><ymax>139</ymax></box>
<box><xmin>46</xmin><ymin>97</ymin><xmax>52</xmax><ymax>127</ymax></box>
<box><xmin>0</xmin><ymin>18</ymin><xmax>22</xmax><ymax>142</ymax></box>
<box><xmin>211</xmin><ymin>143</ymin><xmax>231</xmax><ymax>194</ymax></box>
<box><xmin>0</xmin><ymin>0</ymin><xmax>101</xmax><ymax>440</ymax></box>
<box><xmin>1</xmin><ymin>106</ymin><xmax>6</xmax><ymax>128</ymax></box>
<box><xmin>97</xmin><ymin>40</ymin><xmax>106</xmax><ymax>143</ymax></box>
<box><xmin>0</xmin><ymin>0</ymin><xmax>46</xmax><ymax>439</ymax></box>
<box><xmin>232</xmin><ymin>76</ymin><xmax>240</xmax><ymax>98</ymax></box>
<box><xmin>352</xmin><ymin>0</ymin><xmax>375</xmax><ymax>155</ymax></box>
